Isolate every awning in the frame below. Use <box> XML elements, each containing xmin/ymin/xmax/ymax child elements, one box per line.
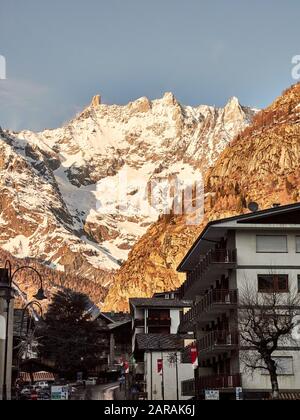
<box><xmin>19</xmin><ymin>371</ymin><xmax>55</xmax><ymax>382</ymax></box>
<box><xmin>278</xmin><ymin>392</ymin><xmax>300</xmax><ymax>400</ymax></box>
<box><xmin>19</xmin><ymin>372</ymin><xmax>31</xmax><ymax>382</ymax></box>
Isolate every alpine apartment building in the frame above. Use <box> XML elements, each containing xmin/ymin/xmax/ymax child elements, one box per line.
<box><xmin>130</xmin><ymin>293</ymin><xmax>194</xmax><ymax>400</ymax></box>
<box><xmin>178</xmin><ymin>202</ymin><xmax>300</xmax><ymax>400</ymax></box>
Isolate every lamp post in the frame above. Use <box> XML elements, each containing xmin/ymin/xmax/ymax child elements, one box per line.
<box><xmin>0</xmin><ymin>260</ymin><xmax>47</xmax><ymax>400</ymax></box>
<box><xmin>14</xmin><ymin>300</ymin><xmax>43</xmax><ymax>398</ymax></box>
<box><xmin>158</xmin><ymin>339</ymin><xmax>165</xmax><ymax>401</ymax></box>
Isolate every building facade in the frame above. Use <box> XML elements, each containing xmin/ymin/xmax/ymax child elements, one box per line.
<box><xmin>130</xmin><ymin>294</ymin><xmax>194</xmax><ymax>400</ymax></box>
<box><xmin>95</xmin><ymin>312</ymin><xmax>132</xmax><ymax>377</ymax></box>
<box><xmin>178</xmin><ymin>203</ymin><xmax>300</xmax><ymax>400</ymax></box>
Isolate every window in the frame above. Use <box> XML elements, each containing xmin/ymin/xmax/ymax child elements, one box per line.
<box><xmin>256</xmin><ymin>235</ymin><xmax>288</xmax><ymax>253</ymax></box>
<box><xmin>262</xmin><ymin>357</ymin><xmax>294</xmax><ymax>376</ymax></box>
<box><xmin>296</xmin><ymin>237</ymin><xmax>300</xmax><ymax>253</ymax></box>
<box><xmin>258</xmin><ymin>275</ymin><xmax>289</xmax><ymax>293</ymax></box>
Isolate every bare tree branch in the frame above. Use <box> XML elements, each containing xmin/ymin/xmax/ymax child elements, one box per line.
<box><xmin>239</xmin><ymin>281</ymin><xmax>300</xmax><ymax>400</ymax></box>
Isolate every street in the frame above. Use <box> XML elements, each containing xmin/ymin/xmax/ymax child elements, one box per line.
<box><xmin>72</xmin><ymin>382</ymin><xmax>120</xmax><ymax>400</ymax></box>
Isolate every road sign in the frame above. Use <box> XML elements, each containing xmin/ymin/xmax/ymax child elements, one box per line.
<box><xmin>205</xmin><ymin>390</ymin><xmax>220</xmax><ymax>400</ymax></box>
<box><xmin>51</xmin><ymin>386</ymin><xmax>69</xmax><ymax>400</ymax></box>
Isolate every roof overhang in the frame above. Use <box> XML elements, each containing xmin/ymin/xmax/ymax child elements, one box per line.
<box><xmin>177</xmin><ymin>202</ymin><xmax>300</xmax><ymax>272</ymax></box>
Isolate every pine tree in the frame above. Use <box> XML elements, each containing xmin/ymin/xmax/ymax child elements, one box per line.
<box><xmin>38</xmin><ymin>290</ymin><xmax>104</xmax><ymax>378</ymax></box>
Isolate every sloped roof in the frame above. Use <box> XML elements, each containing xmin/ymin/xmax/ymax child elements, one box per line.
<box><xmin>101</xmin><ymin>312</ymin><xmax>131</xmax><ymax>323</ymax></box>
<box><xmin>136</xmin><ymin>334</ymin><xmax>184</xmax><ymax>351</ymax></box>
<box><xmin>177</xmin><ymin>202</ymin><xmax>300</xmax><ymax>272</ymax></box>
<box><xmin>107</xmin><ymin>319</ymin><xmax>132</xmax><ymax>330</ymax></box>
<box><xmin>130</xmin><ymin>298</ymin><xmax>192</xmax><ymax>308</ymax></box>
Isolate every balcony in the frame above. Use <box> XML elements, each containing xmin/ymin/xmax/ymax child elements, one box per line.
<box><xmin>198</xmin><ymin>330</ymin><xmax>239</xmax><ymax>355</ymax></box>
<box><xmin>183</xmin><ymin>249</ymin><xmax>237</xmax><ymax>298</ymax></box>
<box><xmin>197</xmin><ymin>374</ymin><xmax>241</xmax><ymax>392</ymax></box>
<box><xmin>147</xmin><ymin>317</ymin><xmax>171</xmax><ymax>327</ymax></box>
<box><xmin>134</xmin><ymin>319</ymin><xmax>145</xmax><ymax>328</ymax></box>
<box><xmin>179</xmin><ymin>289</ymin><xmax>238</xmax><ymax>332</ymax></box>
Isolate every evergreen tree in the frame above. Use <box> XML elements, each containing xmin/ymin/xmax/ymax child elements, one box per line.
<box><xmin>38</xmin><ymin>290</ymin><xmax>103</xmax><ymax>377</ymax></box>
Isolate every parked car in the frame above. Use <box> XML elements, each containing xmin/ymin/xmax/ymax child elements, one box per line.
<box><xmin>20</xmin><ymin>387</ymin><xmax>32</xmax><ymax>397</ymax></box>
<box><xmin>38</xmin><ymin>390</ymin><xmax>51</xmax><ymax>400</ymax></box>
<box><xmin>85</xmin><ymin>377</ymin><xmax>97</xmax><ymax>386</ymax></box>
<box><xmin>35</xmin><ymin>381</ymin><xmax>49</xmax><ymax>389</ymax></box>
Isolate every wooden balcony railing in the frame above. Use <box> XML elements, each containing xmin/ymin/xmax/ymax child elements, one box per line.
<box><xmin>198</xmin><ymin>330</ymin><xmax>239</xmax><ymax>352</ymax></box>
<box><xmin>178</xmin><ymin>289</ymin><xmax>238</xmax><ymax>332</ymax></box>
<box><xmin>197</xmin><ymin>373</ymin><xmax>241</xmax><ymax>391</ymax></box>
<box><xmin>147</xmin><ymin>317</ymin><xmax>171</xmax><ymax>327</ymax></box>
<box><xmin>184</xmin><ymin>248</ymin><xmax>237</xmax><ymax>296</ymax></box>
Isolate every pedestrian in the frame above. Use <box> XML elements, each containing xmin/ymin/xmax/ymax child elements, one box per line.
<box><xmin>131</xmin><ymin>383</ymin><xmax>138</xmax><ymax>400</ymax></box>
<box><xmin>31</xmin><ymin>389</ymin><xmax>38</xmax><ymax>401</ymax></box>
<box><xmin>119</xmin><ymin>375</ymin><xmax>125</xmax><ymax>390</ymax></box>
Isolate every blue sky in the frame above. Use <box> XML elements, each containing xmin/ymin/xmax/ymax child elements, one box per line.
<box><xmin>0</xmin><ymin>0</ymin><xmax>299</xmax><ymax>131</ymax></box>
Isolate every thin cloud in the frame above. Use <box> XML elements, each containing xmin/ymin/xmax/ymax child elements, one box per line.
<box><xmin>0</xmin><ymin>78</ymin><xmax>50</xmax><ymax>107</ymax></box>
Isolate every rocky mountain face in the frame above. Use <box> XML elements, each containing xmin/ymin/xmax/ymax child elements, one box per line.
<box><xmin>0</xmin><ymin>248</ymin><xmax>107</xmax><ymax>308</ymax></box>
<box><xmin>103</xmin><ymin>83</ymin><xmax>300</xmax><ymax>311</ymax></box>
<box><xmin>0</xmin><ymin>93</ymin><xmax>254</xmax><ymax>305</ymax></box>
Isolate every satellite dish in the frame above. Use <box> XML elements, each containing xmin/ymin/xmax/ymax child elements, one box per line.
<box><xmin>248</xmin><ymin>202</ymin><xmax>259</xmax><ymax>213</ymax></box>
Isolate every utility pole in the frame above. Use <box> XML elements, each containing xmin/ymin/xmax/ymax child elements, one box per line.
<box><xmin>161</xmin><ymin>352</ymin><xmax>165</xmax><ymax>401</ymax></box>
<box><xmin>150</xmin><ymin>352</ymin><xmax>153</xmax><ymax>400</ymax></box>
<box><xmin>158</xmin><ymin>340</ymin><xmax>165</xmax><ymax>400</ymax></box>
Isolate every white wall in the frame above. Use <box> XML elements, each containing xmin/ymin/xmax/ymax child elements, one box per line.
<box><xmin>235</xmin><ymin>229</ymin><xmax>300</xmax><ymax>392</ymax></box>
<box><xmin>240</xmin><ymin>350</ymin><xmax>300</xmax><ymax>390</ymax></box>
<box><xmin>236</xmin><ymin>230</ymin><xmax>300</xmax><ymax>267</ymax></box>
<box><xmin>235</xmin><ymin>229</ymin><xmax>300</xmax><ymax>293</ymax></box>
<box><xmin>236</xmin><ymin>268</ymin><xmax>299</xmax><ymax>292</ymax></box>
<box><xmin>132</xmin><ymin>307</ymin><xmax>146</xmax><ymax>351</ymax></box>
<box><xmin>170</xmin><ymin>309</ymin><xmax>181</xmax><ymax>333</ymax></box>
<box><xmin>145</xmin><ymin>351</ymin><xmax>194</xmax><ymax>400</ymax></box>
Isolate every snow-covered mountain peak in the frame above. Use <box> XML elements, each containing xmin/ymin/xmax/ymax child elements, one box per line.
<box><xmin>0</xmin><ymin>94</ymin><xmax>258</xmax><ymax>302</ymax></box>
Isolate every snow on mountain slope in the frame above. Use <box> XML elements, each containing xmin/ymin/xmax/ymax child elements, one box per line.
<box><xmin>0</xmin><ymin>93</ymin><xmax>256</xmax><ymax>294</ymax></box>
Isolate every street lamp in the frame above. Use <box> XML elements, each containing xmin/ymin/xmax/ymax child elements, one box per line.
<box><xmin>14</xmin><ymin>300</ymin><xmax>44</xmax><ymax>392</ymax></box>
<box><xmin>0</xmin><ymin>260</ymin><xmax>47</xmax><ymax>400</ymax></box>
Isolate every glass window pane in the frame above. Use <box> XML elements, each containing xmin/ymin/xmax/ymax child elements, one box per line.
<box><xmin>256</xmin><ymin>236</ymin><xmax>287</xmax><ymax>253</ymax></box>
<box><xmin>296</xmin><ymin>237</ymin><xmax>300</xmax><ymax>253</ymax></box>
<box><xmin>278</xmin><ymin>275</ymin><xmax>288</xmax><ymax>291</ymax></box>
<box><xmin>275</xmin><ymin>357</ymin><xmax>294</xmax><ymax>375</ymax></box>
<box><xmin>261</xmin><ymin>357</ymin><xmax>294</xmax><ymax>375</ymax></box>
<box><xmin>258</xmin><ymin>275</ymin><xmax>274</xmax><ymax>291</ymax></box>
